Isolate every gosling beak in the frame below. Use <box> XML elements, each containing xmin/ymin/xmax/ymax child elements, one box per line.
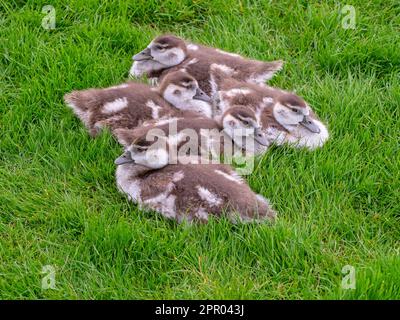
<box><xmin>193</xmin><ymin>88</ymin><xmax>211</xmax><ymax>102</ymax></box>
<box><xmin>115</xmin><ymin>151</ymin><xmax>135</xmax><ymax>165</ymax></box>
<box><xmin>300</xmin><ymin>116</ymin><xmax>321</xmax><ymax>133</ymax></box>
<box><xmin>132</xmin><ymin>47</ymin><xmax>153</xmax><ymax>61</ymax></box>
<box><xmin>253</xmin><ymin>128</ymin><xmax>270</xmax><ymax>146</ymax></box>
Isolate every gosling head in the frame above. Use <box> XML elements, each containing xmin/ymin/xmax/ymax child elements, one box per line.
<box><xmin>273</xmin><ymin>93</ymin><xmax>321</xmax><ymax>133</ymax></box>
<box><xmin>221</xmin><ymin>106</ymin><xmax>270</xmax><ymax>149</ymax></box>
<box><xmin>115</xmin><ymin>135</ymin><xmax>169</xmax><ymax>170</ymax></box>
<box><xmin>132</xmin><ymin>34</ymin><xmax>187</xmax><ymax>67</ymax></box>
<box><xmin>159</xmin><ymin>70</ymin><xmax>212</xmax><ymax>117</ymax></box>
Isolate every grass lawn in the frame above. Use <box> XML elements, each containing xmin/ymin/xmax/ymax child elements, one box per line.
<box><xmin>1</xmin><ymin>0</ymin><xmax>399</xmax><ymax>299</ymax></box>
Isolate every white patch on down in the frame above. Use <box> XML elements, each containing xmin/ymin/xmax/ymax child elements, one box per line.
<box><xmin>262</xmin><ymin>97</ymin><xmax>274</xmax><ymax>104</ymax></box>
<box><xmin>217</xmin><ymin>92</ymin><xmax>233</xmax><ymax>114</ymax></box>
<box><xmin>143</xmin><ymin>178</ymin><xmax>178</xmax><ymax>218</ymax></box>
<box><xmin>224</xmin><ymin>88</ymin><xmax>252</xmax><ymax>98</ymax></box>
<box><xmin>172</xmin><ymin>170</ymin><xmax>185</xmax><ymax>182</ymax></box>
<box><xmin>115</xmin><ymin>166</ymin><xmax>141</xmax><ymax>202</ymax></box>
<box><xmin>209</xmin><ymin>76</ymin><xmax>218</xmax><ymax>100</ymax></box>
<box><xmin>102</xmin><ymin>97</ymin><xmax>128</xmax><ymax>114</ymax></box>
<box><xmin>254</xmin><ymin>105</ymin><xmax>264</xmax><ymax>125</ymax></box>
<box><xmin>153</xmin><ymin>117</ymin><xmax>182</xmax><ymax>127</ymax></box>
<box><xmin>215</xmin><ymin>49</ymin><xmax>241</xmax><ymax>58</ymax></box>
<box><xmin>144</xmin><ymin>193</ymin><xmax>177</xmax><ymax>219</ymax></box>
<box><xmin>186</xmin><ymin>58</ymin><xmax>199</xmax><ymax>65</ymax></box>
<box><xmin>197</xmin><ymin>186</ymin><xmax>223</xmax><ymax>207</ymax></box>
<box><xmin>107</xmin><ymin>83</ymin><xmax>130</xmax><ymax>90</ymax></box>
<box><xmin>210</xmin><ymin>63</ymin><xmax>235</xmax><ymax>76</ymax></box>
<box><xmin>195</xmin><ymin>207</ymin><xmax>209</xmax><ymax>221</ymax></box>
<box><xmin>129</xmin><ymin>61</ymin><xmax>145</xmax><ymax>78</ymax></box>
<box><xmin>248</xmin><ymin>70</ymin><xmax>280</xmax><ymax>84</ymax></box>
<box><xmin>187</xmin><ymin>44</ymin><xmax>199</xmax><ymax>51</ymax></box>
<box><xmin>214</xmin><ymin>169</ymin><xmax>244</xmax><ymax>184</ymax></box>
<box><xmin>288</xmin><ymin>119</ymin><xmax>329</xmax><ymax>150</ymax></box>
<box><xmin>129</xmin><ymin>60</ymin><xmax>165</xmax><ymax>78</ymax></box>
<box><xmin>188</xmin><ymin>100</ymin><xmax>213</xmax><ymax>118</ymax></box>
<box><xmin>145</xmin><ymin>100</ymin><xmax>162</xmax><ymax>119</ymax></box>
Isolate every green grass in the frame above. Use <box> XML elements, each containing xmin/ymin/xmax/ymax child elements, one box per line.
<box><xmin>1</xmin><ymin>0</ymin><xmax>399</xmax><ymax>299</ymax></box>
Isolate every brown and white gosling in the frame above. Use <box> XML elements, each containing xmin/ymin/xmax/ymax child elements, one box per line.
<box><xmin>113</xmin><ymin>105</ymin><xmax>270</xmax><ymax>156</ymax></box>
<box><xmin>129</xmin><ymin>34</ymin><xmax>283</xmax><ymax>95</ymax></box>
<box><xmin>114</xmin><ymin>145</ymin><xmax>276</xmax><ymax>223</ymax></box>
<box><xmin>213</xmin><ymin>75</ymin><xmax>329</xmax><ymax>150</ymax></box>
<box><xmin>64</xmin><ymin>70</ymin><xmax>212</xmax><ymax>136</ymax></box>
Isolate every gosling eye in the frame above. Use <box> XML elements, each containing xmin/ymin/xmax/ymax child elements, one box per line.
<box><xmin>181</xmin><ymin>83</ymin><xmax>195</xmax><ymax>90</ymax></box>
<box><xmin>291</xmin><ymin>108</ymin><xmax>299</xmax><ymax>113</ymax></box>
<box><xmin>132</xmin><ymin>145</ymin><xmax>148</xmax><ymax>152</ymax></box>
<box><xmin>154</xmin><ymin>45</ymin><xmax>165</xmax><ymax>51</ymax></box>
<box><xmin>173</xmin><ymin>90</ymin><xmax>181</xmax><ymax>96</ymax></box>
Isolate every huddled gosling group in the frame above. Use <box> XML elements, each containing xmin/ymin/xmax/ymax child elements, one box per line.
<box><xmin>65</xmin><ymin>34</ymin><xmax>329</xmax><ymax>224</ymax></box>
